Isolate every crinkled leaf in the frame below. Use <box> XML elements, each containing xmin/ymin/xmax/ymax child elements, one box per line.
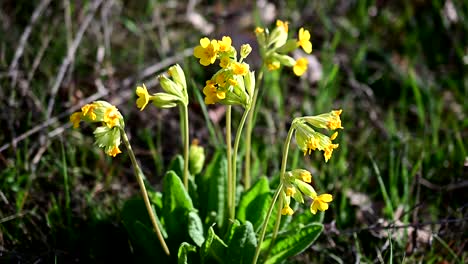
<box><xmin>170</xmin><ymin>155</ymin><xmax>198</xmax><ymax>206</ymax></box>
<box><xmin>201</xmin><ymin>226</ymin><xmax>228</xmax><ymax>263</ymax></box>
<box><xmin>197</xmin><ymin>150</ymin><xmax>227</xmax><ymax>228</ymax></box>
<box><xmin>227</xmin><ymin>221</ymin><xmax>257</xmax><ymax>264</ymax></box>
<box><xmin>162</xmin><ymin>171</ymin><xmax>193</xmax><ymax>242</ymax></box>
<box><xmin>121</xmin><ymin>198</ymin><xmax>168</xmax><ymax>262</ymax></box>
<box><xmin>237</xmin><ymin>177</ymin><xmax>270</xmax><ymax>231</ymax></box>
<box><xmin>177</xmin><ymin>242</ymin><xmax>197</xmax><ymax>264</ymax></box>
<box><xmin>187</xmin><ymin>211</ymin><xmax>205</xmax><ymax>247</ymax></box>
<box><xmin>147</xmin><ymin>190</ymin><xmax>163</xmax><ymax>215</ymax></box>
<box><xmin>288</xmin><ymin>211</ymin><xmax>324</xmax><ymax>230</ymax></box>
<box><xmin>264</xmin><ymin>223</ymin><xmax>323</xmax><ymax>264</ymax></box>
<box><xmin>169</xmin><ymin>155</ymin><xmax>184</xmax><ymax>177</ymax></box>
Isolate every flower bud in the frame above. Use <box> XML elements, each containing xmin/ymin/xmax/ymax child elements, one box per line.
<box><xmin>244</xmin><ymin>70</ymin><xmax>255</xmax><ymax>98</ymax></box>
<box><xmin>269</xmin><ymin>22</ymin><xmax>288</xmax><ymax>49</ymax></box>
<box><xmin>93</xmin><ymin>126</ymin><xmax>122</xmax><ymax>157</ymax></box>
<box><xmin>189</xmin><ymin>140</ymin><xmax>205</xmax><ymax>175</ymax></box>
<box><xmin>273</xmin><ymin>54</ymin><xmax>296</xmax><ymax>67</ymax></box>
<box><xmin>276</xmin><ymin>39</ymin><xmax>298</xmax><ymax>54</ymax></box>
<box><xmin>295</xmin><ymin>179</ymin><xmax>317</xmax><ymax>199</ymax></box>
<box><xmin>158</xmin><ymin>75</ymin><xmax>184</xmax><ymax>100</ymax></box>
<box><xmin>240</xmin><ymin>44</ymin><xmax>252</xmax><ymax>59</ymax></box>
<box><xmin>167</xmin><ymin>64</ymin><xmax>187</xmax><ymax>92</ymax></box>
<box><xmin>151</xmin><ymin>92</ymin><xmax>180</xmax><ymax>108</ymax></box>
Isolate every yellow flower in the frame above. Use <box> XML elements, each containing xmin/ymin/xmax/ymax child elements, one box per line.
<box><xmin>304</xmin><ymin>137</ymin><xmax>319</xmax><ymax>155</ymax></box>
<box><xmin>232</xmin><ymin>62</ymin><xmax>249</xmax><ymax>76</ymax></box>
<box><xmin>310</xmin><ymin>194</ymin><xmax>333</xmax><ymax>214</ymax></box>
<box><xmin>302</xmin><ymin>109</ymin><xmax>344</xmax><ymax>130</ymax></box>
<box><xmin>267</xmin><ymin>61</ymin><xmax>280</xmax><ymax>71</ymax></box>
<box><xmin>81</xmin><ymin>103</ymin><xmax>97</xmax><ymax>120</ymax></box>
<box><xmin>281</xmin><ymin>205</ymin><xmax>294</xmax><ymax>216</ymax></box>
<box><xmin>136</xmin><ymin>84</ymin><xmax>150</xmax><ymax>111</ymax></box>
<box><xmin>194</xmin><ymin>37</ymin><xmax>219</xmax><ymax>66</ymax></box>
<box><xmin>299</xmin><ymin>171</ymin><xmax>312</xmax><ymax>183</ymax></box>
<box><xmin>297</xmin><ymin>28</ymin><xmax>312</xmax><ymax>54</ymax></box>
<box><xmin>218</xmin><ymin>36</ymin><xmax>232</xmax><ymax>53</ymax></box>
<box><xmin>104</xmin><ymin>105</ymin><xmax>120</xmax><ymax>128</ymax></box>
<box><xmin>330</xmin><ymin>131</ymin><xmax>338</xmax><ymax>140</ymax></box>
<box><xmin>324</xmin><ymin>143</ymin><xmax>339</xmax><ymax>162</ymax></box>
<box><xmin>293</xmin><ymin>58</ymin><xmax>308</xmax><ymax>76</ymax></box>
<box><xmin>107</xmin><ymin>146</ymin><xmax>122</xmax><ymax>157</ymax></box>
<box><xmin>276</xmin><ymin>19</ymin><xmax>289</xmax><ymax>33</ymax></box>
<box><xmin>203</xmin><ymin>80</ymin><xmax>225</xmax><ymax>105</ymax></box>
<box><xmin>255</xmin><ymin>27</ymin><xmax>264</xmax><ymax>34</ymax></box>
<box><xmin>70</xmin><ymin>112</ymin><xmax>82</xmax><ymax>128</ymax></box>
<box><xmin>286</xmin><ymin>186</ymin><xmax>296</xmax><ymax>196</ymax></box>
<box><xmin>219</xmin><ymin>56</ymin><xmax>232</xmax><ymax>68</ymax></box>
<box><xmin>328</xmin><ymin>110</ymin><xmax>343</xmax><ymax>130</ymax></box>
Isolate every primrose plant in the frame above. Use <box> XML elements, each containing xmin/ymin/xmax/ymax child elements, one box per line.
<box><xmin>71</xmin><ymin>19</ymin><xmax>343</xmax><ymax>264</ymax></box>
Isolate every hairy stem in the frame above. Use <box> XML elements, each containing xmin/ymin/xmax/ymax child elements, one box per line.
<box><xmin>231</xmin><ymin>108</ymin><xmax>250</xmax><ymax>219</ymax></box>
<box><xmin>180</xmin><ymin>104</ymin><xmax>190</xmax><ymax>190</ymax></box>
<box><xmin>226</xmin><ymin>106</ymin><xmax>233</xmax><ymax>220</ymax></box>
<box><xmin>121</xmin><ymin>129</ymin><xmax>170</xmax><ymax>256</ymax></box>
<box><xmin>244</xmin><ymin>68</ymin><xmax>264</xmax><ymax>189</ymax></box>
<box><xmin>252</xmin><ymin>125</ymin><xmax>295</xmax><ymax>264</ymax></box>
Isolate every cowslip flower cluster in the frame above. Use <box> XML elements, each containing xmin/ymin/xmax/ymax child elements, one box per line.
<box><xmin>255</xmin><ymin>20</ymin><xmax>312</xmax><ymax>76</ymax></box>
<box><xmin>293</xmin><ymin>110</ymin><xmax>343</xmax><ymax>162</ymax></box>
<box><xmin>136</xmin><ymin>64</ymin><xmax>188</xmax><ymax>110</ymax></box>
<box><xmin>194</xmin><ymin>36</ymin><xmax>255</xmax><ymax>108</ymax></box>
<box><xmin>280</xmin><ymin>169</ymin><xmax>333</xmax><ymax>215</ymax></box>
<box><xmin>70</xmin><ymin>101</ymin><xmax>125</xmax><ymax>157</ymax></box>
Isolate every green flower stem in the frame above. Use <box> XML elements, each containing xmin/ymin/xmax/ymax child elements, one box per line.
<box><xmin>121</xmin><ymin>129</ymin><xmax>171</xmax><ymax>256</ymax></box>
<box><xmin>252</xmin><ymin>125</ymin><xmax>295</xmax><ymax>264</ymax></box>
<box><xmin>226</xmin><ymin>106</ymin><xmax>233</xmax><ymax>220</ymax></box>
<box><xmin>180</xmin><ymin>104</ymin><xmax>190</xmax><ymax>190</ymax></box>
<box><xmin>244</xmin><ymin>67</ymin><xmax>264</xmax><ymax>189</ymax></box>
<box><xmin>265</xmin><ymin>195</ymin><xmax>283</xmax><ymax>259</ymax></box>
<box><xmin>231</xmin><ymin>108</ymin><xmax>250</xmax><ymax>219</ymax></box>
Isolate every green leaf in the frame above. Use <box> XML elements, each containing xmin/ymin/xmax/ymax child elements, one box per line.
<box><xmin>201</xmin><ymin>226</ymin><xmax>228</xmax><ymax>263</ymax></box>
<box><xmin>197</xmin><ymin>150</ymin><xmax>227</xmax><ymax>228</ymax></box>
<box><xmin>170</xmin><ymin>155</ymin><xmax>199</xmax><ymax>206</ymax></box>
<box><xmin>237</xmin><ymin>177</ymin><xmax>271</xmax><ymax>231</ymax></box>
<box><xmin>177</xmin><ymin>242</ymin><xmax>197</xmax><ymax>264</ymax></box>
<box><xmin>121</xmin><ymin>198</ymin><xmax>168</xmax><ymax>262</ymax></box>
<box><xmin>169</xmin><ymin>155</ymin><xmax>184</xmax><ymax>177</ymax></box>
<box><xmin>288</xmin><ymin>211</ymin><xmax>324</xmax><ymax>230</ymax></box>
<box><xmin>226</xmin><ymin>221</ymin><xmax>257</xmax><ymax>264</ymax></box>
<box><xmin>147</xmin><ymin>190</ymin><xmax>163</xmax><ymax>215</ymax></box>
<box><xmin>187</xmin><ymin>211</ymin><xmax>205</xmax><ymax>247</ymax></box>
<box><xmin>263</xmin><ymin>223</ymin><xmax>323</xmax><ymax>264</ymax></box>
<box><xmin>162</xmin><ymin>171</ymin><xmax>193</xmax><ymax>242</ymax></box>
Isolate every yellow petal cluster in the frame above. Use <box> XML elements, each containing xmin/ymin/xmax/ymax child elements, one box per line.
<box><xmin>293</xmin><ymin>110</ymin><xmax>343</xmax><ymax>162</ymax></box>
<box><xmin>293</xmin><ymin>58</ymin><xmax>308</xmax><ymax>76</ymax></box>
<box><xmin>70</xmin><ymin>101</ymin><xmax>124</xmax><ymax>157</ymax></box>
<box><xmin>255</xmin><ymin>20</ymin><xmax>313</xmax><ymax>77</ymax></box>
<box><xmin>194</xmin><ymin>37</ymin><xmax>219</xmax><ymax>66</ymax></box>
<box><xmin>136</xmin><ymin>84</ymin><xmax>150</xmax><ymax>111</ymax></box>
<box><xmin>194</xmin><ymin>36</ymin><xmax>254</xmax><ymax>107</ymax></box>
<box><xmin>280</xmin><ymin>169</ymin><xmax>333</xmax><ymax>215</ymax></box>
<box><xmin>297</xmin><ymin>28</ymin><xmax>312</xmax><ymax>54</ymax></box>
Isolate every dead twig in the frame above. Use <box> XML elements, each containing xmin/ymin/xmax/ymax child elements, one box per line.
<box><xmin>419</xmin><ymin>177</ymin><xmax>468</xmax><ymax>191</ymax></box>
<box><xmin>45</xmin><ymin>0</ymin><xmax>104</xmax><ymax>119</ymax></box>
<box><xmin>337</xmin><ymin>217</ymin><xmax>468</xmax><ymax>235</ymax></box>
<box><xmin>0</xmin><ymin>47</ymin><xmax>194</xmax><ymax>154</ymax></box>
<box><xmin>8</xmin><ymin>0</ymin><xmax>52</xmax><ymax>89</ymax></box>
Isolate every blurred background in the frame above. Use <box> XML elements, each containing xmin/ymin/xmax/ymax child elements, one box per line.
<box><xmin>0</xmin><ymin>0</ymin><xmax>466</xmax><ymax>263</ymax></box>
